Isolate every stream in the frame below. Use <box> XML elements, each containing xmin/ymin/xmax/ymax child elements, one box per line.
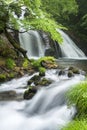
<box><xmin>0</xmin><ymin>70</ymin><xmax>85</xmax><ymax>130</ymax></box>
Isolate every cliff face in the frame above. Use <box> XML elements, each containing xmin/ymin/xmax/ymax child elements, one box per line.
<box><xmin>0</xmin><ymin>33</ymin><xmax>17</xmax><ymax>59</ymax></box>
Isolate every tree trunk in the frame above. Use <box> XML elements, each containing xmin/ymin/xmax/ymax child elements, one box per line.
<box><xmin>4</xmin><ymin>28</ymin><xmax>28</xmax><ymax>58</ymax></box>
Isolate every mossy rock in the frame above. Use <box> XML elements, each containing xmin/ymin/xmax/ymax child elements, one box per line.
<box><xmin>0</xmin><ymin>74</ymin><xmax>6</xmax><ymax>82</ymax></box>
<box><xmin>37</xmin><ymin>78</ymin><xmax>52</xmax><ymax>86</ymax></box>
<box><xmin>72</xmin><ymin>68</ymin><xmax>80</xmax><ymax>74</ymax></box>
<box><xmin>7</xmin><ymin>72</ymin><xmax>15</xmax><ymax>79</ymax></box>
<box><xmin>27</xmin><ymin>75</ymin><xmax>41</xmax><ymax>85</ymax></box>
<box><xmin>24</xmin><ymin>92</ymin><xmax>34</xmax><ymax>99</ymax></box>
<box><xmin>0</xmin><ymin>39</ymin><xmax>16</xmax><ymax>59</ymax></box>
<box><xmin>68</xmin><ymin>66</ymin><xmax>80</xmax><ymax>74</ymax></box>
<box><xmin>31</xmin><ymin>56</ymin><xmax>57</xmax><ymax>70</ymax></box>
<box><xmin>24</xmin><ymin>86</ymin><xmax>38</xmax><ymax>99</ymax></box>
<box><xmin>68</xmin><ymin>70</ymin><xmax>74</xmax><ymax>77</ymax></box>
<box><xmin>5</xmin><ymin>58</ymin><xmax>16</xmax><ymax>70</ymax></box>
<box><xmin>22</xmin><ymin>58</ymin><xmax>29</xmax><ymax>69</ymax></box>
<box><xmin>58</xmin><ymin>70</ymin><xmax>65</xmax><ymax>76</ymax></box>
<box><xmin>41</xmin><ymin>60</ymin><xmax>58</xmax><ymax>69</ymax></box>
<box><xmin>39</xmin><ymin>67</ymin><xmax>46</xmax><ymax>76</ymax></box>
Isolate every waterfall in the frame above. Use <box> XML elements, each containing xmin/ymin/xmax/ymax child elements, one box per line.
<box><xmin>57</xmin><ymin>29</ymin><xmax>86</xmax><ymax>58</ymax></box>
<box><xmin>0</xmin><ymin>70</ymin><xmax>85</xmax><ymax>130</ymax></box>
<box><xmin>19</xmin><ymin>29</ymin><xmax>86</xmax><ymax>59</ymax></box>
<box><xmin>19</xmin><ymin>30</ymin><xmax>46</xmax><ymax>59</ymax></box>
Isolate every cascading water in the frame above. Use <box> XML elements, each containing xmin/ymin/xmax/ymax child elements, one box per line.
<box><xmin>1</xmin><ymin>29</ymin><xmax>86</xmax><ymax>130</ymax></box>
<box><xmin>0</xmin><ymin>70</ymin><xmax>85</xmax><ymax>130</ymax></box>
<box><xmin>19</xmin><ymin>29</ymin><xmax>86</xmax><ymax>59</ymax></box>
<box><xmin>19</xmin><ymin>30</ymin><xmax>46</xmax><ymax>59</ymax></box>
<box><xmin>57</xmin><ymin>29</ymin><xmax>86</xmax><ymax>58</ymax></box>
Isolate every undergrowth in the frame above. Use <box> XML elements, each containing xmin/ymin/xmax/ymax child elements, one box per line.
<box><xmin>62</xmin><ymin>80</ymin><xmax>87</xmax><ymax>130</ymax></box>
<box><xmin>66</xmin><ymin>81</ymin><xmax>87</xmax><ymax>116</ymax></box>
<box><xmin>62</xmin><ymin>119</ymin><xmax>87</xmax><ymax>130</ymax></box>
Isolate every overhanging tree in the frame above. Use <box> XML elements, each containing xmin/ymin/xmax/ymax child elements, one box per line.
<box><xmin>0</xmin><ymin>0</ymin><xmax>66</xmax><ymax>58</ymax></box>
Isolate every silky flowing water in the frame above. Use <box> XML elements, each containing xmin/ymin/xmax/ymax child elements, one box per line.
<box><xmin>19</xmin><ymin>30</ymin><xmax>45</xmax><ymax>59</ymax></box>
<box><xmin>19</xmin><ymin>29</ymin><xmax>86</xmax><ymax>59</ymax></box>
<box><xmin>0</xmin><ymin>29</ymin><xmax>86</xmax><ymax>130</ymax></box>
<box><xmin>0</xmin><ymin>70</ymin><xmax>85</xmax><ymax>130</ymax></box>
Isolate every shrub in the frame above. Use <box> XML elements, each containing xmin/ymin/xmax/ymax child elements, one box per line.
<box><xmin>31</xmin><ymin>56</ymin><xmax>55</xmax><ymax>69</ymax></box>
<box><xmin>39</xmin><ymin>67</ymin><xmax>46</xmax><ymax>76</ymax></box>
<box><xmin>5</xmin><ymin>58</ymin><xmax>16</xmax><ymax>69</ymax></box>
<box><xmin>66</xmin><ymin>81</ymin><xmax>87</xmax><ymax>116</ymax></box>
<box><xmin>0</xmin><ymin>74</ymin><xmax>6</xmax><ymax>82</ymax></box>
<box><xmin>22</xmin><ymin>58</ymin><xmax>29</xmax><ymax>69</ymax></box>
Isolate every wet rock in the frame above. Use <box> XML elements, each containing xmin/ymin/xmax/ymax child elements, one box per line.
<box><xmin>19</xmin><ymin>71</ymin><xmax>24</xmax><ymax>76</ymax></box>
<box><xmin>68</xmin><ymin>66</ymin><xmax>74</xmax><ymax>70</ymax></box>
<box><xmin>72</xmin><ymin>68</ymin><xmax>80</xmax><ymax>74</ymax></box>
<box><xmin>58</xmin><ymin>70</ymin><xmax>65</xmax><ymax>76</ymax></box>
<box><xmin>68</xmin><ymin>66</ymin><xmax>80</xmax><ymax>74</ymax></box>
<box><xmin>68</xmin><ymin>70</ymin><xmax>74</xmax><ymax>77</ymax></box>
<box><xmin>36</xmin><ymin>78</ymin><xmax>52</xmax><ymax>86</ymax></box>
<box><xmin>39</xmin><ymin>71</ymin><xmax>45</xmax><ymax>76</ymax></box>
<box><xmin>14</xmin><ymin>67</ymin><xmax>20</xmax><ymax>72</ymax></box>
<box><xmin>0</xmin><ymin>90</ymin><xmax>17</xmax><ymax>100</ymax></box>
<box><xmin>41</xmin><ymin>60</ymin><xmax>58</xmax><ymax>69</ymax></box>
<box><xmin>28</xmin><ymin>75</ymin><xmax>41</xmax><ymax>85</ymax></box>
<box><xmin>24</xmin><ymin>92</ymin><xmax>34</xmax><ymax>99</ymax></box>
<box><xmin>45</xmin><ymin>48</ymin><xmax>55</xmax><ymax>57</ymax></box>
<box><xmin>24</xmin><ymin>86</ymin><xmax>38</xmax><ymax>99</ymax></box>
<box><xmin>0</xmin><ymin>74</ymin><xmax>6</xmax><ymax>82</ymax></box>
<box><xmin>39</xmin><ymin>67</ymin><xmax>46</xmax><ymax>77</ymax></box>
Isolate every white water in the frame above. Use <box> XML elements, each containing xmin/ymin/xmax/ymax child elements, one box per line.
<box><xmin>19</xmin><ymin>29</ymin><xmax>86</xmax><ymax>59</ymax></box>
<box><xmin>0</xmin><ymin>70</ymin><xmax>85</xmax><ymax>130</ymax></box>
<box><xmin>19</xmin><ymin>30</ymin><xmax>45</xmax><ymax>59</ymax></box>
<box><xmin>57</xmin><ymin>29</ymin><xmax>86</xmax><ymax>58</ymax></box>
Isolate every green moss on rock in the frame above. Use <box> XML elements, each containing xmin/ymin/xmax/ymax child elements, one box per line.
<box><xmin>24</xmin><ymin>86</ymin><xmax>37</xmax><ymax>99</ymax></box>
<box><xmin>68</xmin><ymin>66</ymin><xmax>80</xmax><ymax>74</ymax></box>
<box><xmin>0</xmin><ymin>74</ymin><xmax>6</xmax><ymax>82</ymax></box>
<box><xmin>39</xmin><ymin>67</ymin><xmax>46</xmax><ymax>76</ymax></box>
<box><xmin>22</xmin><ymin>58</ymin><xmax>29</xmax><ymax>69</ymax></box>
<box><xmin>38</xmin><ymin>78</ymin><xmax>52</xmax><ymax>86</ymax></box>
<box><xmin>5</xmin><ymin>58</ymin><xmax>16</xmax><ymax>70</ymax></box>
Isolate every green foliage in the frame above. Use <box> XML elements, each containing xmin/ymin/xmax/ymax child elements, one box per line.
<box><xmin>0</xmin><ymin>0</ymin><xmax>8</xmax><ymax>30</ymax></box>
<box><xmin>38</xmin><ymin>56</ymin><xmax>55</xmax><ymax>62</ymax></box>
<box><xmin>62</xmin><ymin>119</ymin><xmax>87</xmax><ymax>130</ymax></box>
<box><xmin>42</xmin><ymin>0</ymin><xmax>78</xmax><ymax>21</ymax></box>
<box><xmin>0</xmin><ymin>0</ymin><xmax>67</xmax><ymax>43</ymax></box>
<box><xmin>39</xmin><ymin>67</ymin><xmax>46</xmax><ymax>73</ymax></box>
<box><xmin>8</xmin><ymin>72</ymin><xmax>15</xmax><ymax>78</ymax></box>
<box><xmin>31</xmin><ymin>56</ymin><xmax>55</xmax><ymax>69</ymax></box>
<box><xmin>39</xmin><ymin>67</ymin><xmax>46</xmax><ymax>76</ymax></box>
<box><xmin>0</xmin><ymin>74</ymin><xmax>6</xmax><ymax>82</ymax></box>
<box><xmin>66</xmin><ymin>81</ymin><xmax>87</xmax><ymax>116</ymax></box>
<box><xmin>25</xmin><ymin>17</ymin><xmax>64</xmax><ymax>43</ymax></box>
<box><xmin>81</xmin><ymin>14</ymin><xmax>87</xmax><ymax>29</ymax></box>
<box><xmin>22</xmin><ymin>58</ymin><xmax>29</xmax><ymax>69</ymax></box>
<box><xmin>38</xmin><ymin>78</ymin><xmax>52</xmax><ymax>86</ymax></box>
<box><xmin>5</xmin><ymin>58</ymin><xmax>16</xmax><ymax>69</ymax></box>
